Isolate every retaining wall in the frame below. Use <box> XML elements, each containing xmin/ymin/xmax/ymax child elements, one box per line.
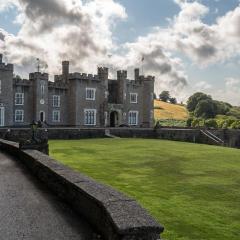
<box><xmin>0</xmin><ymin>127</ymin><xmax>240</xmax><ymax>148</ymax></box>
<box><xmin>0</xmin><ymin>139</ymin><xmax>164</xmax><ymax>240</ymax></box>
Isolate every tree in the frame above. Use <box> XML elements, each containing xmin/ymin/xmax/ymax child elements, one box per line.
<box><xmin>194</xmin><ymin>99</ymin><xmax>216</xmax><ymax>119</ymax></box>
<box><xmin>187</xmin><ymin>92</ymin><xmax>212</xmax><ymax>112</ymax></box>
<box><xmin>159</xmin><ymin>91</ymin><xmax>170</xmax><ymax>102</ymax></box>
<box><xmin>214</xmin><ymin>100</ymin><xmax>231</xmax><ymax>115</ymax></box>
<box><xmin>169</xmin><ymin>97</ymin><xmax>177</xmax><ymax>104</ymax></box>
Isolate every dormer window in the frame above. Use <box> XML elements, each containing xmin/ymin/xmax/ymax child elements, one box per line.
<box><xmin>130</xmin><ymin>93</ymin><xmax>138</xmax><ymax>104</ymax></box>
<box><xmin>86</xmin><ymin>88</ymin><xmax>96</xmax><ymax>100</ymax></box>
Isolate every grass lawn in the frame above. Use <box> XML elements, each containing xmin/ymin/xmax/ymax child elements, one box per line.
<box><xmin>49</xmin><ymin>139</ymin><xmax>240</xmax><ymax>240</ymax></box>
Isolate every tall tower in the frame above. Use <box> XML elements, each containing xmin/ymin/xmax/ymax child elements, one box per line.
<box><xmin>98</xmin><ymin>67</ymin><xmax>109</xmax><ymax>126</ymax></box>
<box><xmin>0</xmin><ymin>54</ymin><xmax>14</xmax><ymax>126</ymax></box>
<box><xmin>30</xmin><ymin>72</ymin><xmax>49</xmax><ymax>122</ymax></box>
<box><xmin>117</xmin><ymin>70</ymin><xmax>127</xmax><ymax>104</ymax></box>
<box><xmin>62</xmin><ymin>61</ymin><xmax>69</xmax><ymax>83</ymax></box>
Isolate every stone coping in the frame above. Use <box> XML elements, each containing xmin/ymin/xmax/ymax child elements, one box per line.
<box><xmin>0</xmin><ymin>139</ymin><xmax>164</xmax><ymax>240</ymax></box>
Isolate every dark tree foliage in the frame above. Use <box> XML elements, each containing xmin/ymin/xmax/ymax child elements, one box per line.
<box><xmin>169</xmin><ymin>97</ymin><xmax>177</xmax><ymax>104</ymax></box>
<box><xmin>187</xmin><ymin>92</ymin><xmax>212</xmax><ymax>112</ymax></box>
<box><xmin>194</xmin><ymin>99</ymin><xmax>216</xmax><ymax>119</ymax></box>
<box><xmin>213</xmin><ymin>100</ymin><xmax>232</xmax><ymax>115</ymax></box>
<box><xmin>159</xmin><ymin>91</ymin><xmax>170</xmax><ymax>102</ymax></box>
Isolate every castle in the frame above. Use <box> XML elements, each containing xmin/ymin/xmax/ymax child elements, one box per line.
<box><xmin>0</xmin><ymin>54</ymin><xmax>154</xmax><ymax>128</ymax></box>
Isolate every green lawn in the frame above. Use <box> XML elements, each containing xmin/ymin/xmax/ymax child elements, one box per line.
<box><xmin>49</xmin><ymin>139</ymin><xmax>240</xmax><ymax>240</ymax></box>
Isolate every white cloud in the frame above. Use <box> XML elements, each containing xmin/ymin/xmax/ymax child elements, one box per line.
<box><xmin>0</xmin><ymin>0</ymin><xmax>127</xmax><ymax>76</ymax></box>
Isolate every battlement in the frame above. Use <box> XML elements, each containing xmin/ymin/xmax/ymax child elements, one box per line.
<box><xmin>48</xmin><ymin>81</ymin><xmax>68</xmax><ymax>90</ymax></box>
<box><xmin>14</xmin><ymin>78</ymin><xmax>32</xmax><ymax>86</ymax></box>
<box><xmin>0</xmin><ymin>53</ymin><xmax>14</xmax><ymax>72</ymax></box>
<box><xmin>29</xmin><ymin>72</ymin><xmax>49</xmax><ymax>81</ymax></box>
<box><xmin>117</xmin><ymin>70</ymin><xmax>127</xmax><ymax>80</ymax></box>
<box><xmin>69</xmin><ymin>72</ymin><xmax>99</xmax><ymax>81</ymax></box>
<box><xmin>138</xmin><ymin>75</ymin><xmax>155</xmax><ymax>82</ymax></box>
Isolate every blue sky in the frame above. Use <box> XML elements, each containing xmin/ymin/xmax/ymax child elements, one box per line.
<box><xmin>0</xmin><ymin>0</ymin><xmax>240</xmax><ymax>105</ymax></box>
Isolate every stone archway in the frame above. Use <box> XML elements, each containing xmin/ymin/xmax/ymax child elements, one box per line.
<box><xmin>110</xmin><ymin>111</ymin><xmax>118</xmax><ymax>127</ymax></box>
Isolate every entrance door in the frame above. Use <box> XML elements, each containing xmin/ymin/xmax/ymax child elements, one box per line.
<box><xmin>0</xmin><ymin>107</ymin><xmax>5</xmax><ymax>127</ymax></box>
<box><xmin>110</xmin><ymin>111</ymin><xmax>118</xmax><ymax>127</ymax></box>
<box><xmin>40</xmin><ymin>111</ymin><xmax>45</xmax><ymax>122</ymax></box>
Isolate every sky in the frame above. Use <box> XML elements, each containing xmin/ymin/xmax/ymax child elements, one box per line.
<box><xmin>0</xmin><ymin>0</ymin><xmax>240</xmax><ymax>105</ymax></box>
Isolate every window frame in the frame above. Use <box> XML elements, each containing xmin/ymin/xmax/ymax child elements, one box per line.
<box><xmin>15</xmin><ymin>93</ymin><xmax>24</xmax><ymax>106</ymax></box>
<box><xmin>15</xmin><ymin>109</ymin><xmax>24</xmax><ymax>123</ymax></box>
<box><xmin>86</xmin><ymin>88</ymin><xmax>96</xmax><ymax>101</ymax></box>
<box><xmin>128</xmin><ymin>111</ymin><xmax>139</xmax><ymax>126</ymax></box>
<box><xmin>52</xmin><ymin>110</ymin><xmax>60</xmax><ymax>123</ymax></box>
<box><xmin>130</xmin><ymin>93</ymin><xmax>138</xmax><ymax>104</ymax></box>
<box><xmin>84</xmin><ymin>109</ymin><xmax>97</xmax><ymax>126</ymax></box>
<box><xmin>52</xmin><ymin>95</ymin><xmax>60</xmax><ymax>107</ymax></box>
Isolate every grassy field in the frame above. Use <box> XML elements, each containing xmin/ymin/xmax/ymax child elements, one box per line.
<box><xmin>154</xmin><ymin>100</ymin><xmax>189</xmax><ymax>120</ymax></box>
<box><xmin>49</xmin><ymin>139</ymin><xmax>240</xmax><ymax>240</ymax></box>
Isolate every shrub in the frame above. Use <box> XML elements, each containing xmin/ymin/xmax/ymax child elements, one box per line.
<box><xmin>204</xmin><ymin>119</ymin><xmax>218</xmax><ymax>129</ymax></box>
<box><xmin>191</xmin><ymin>118</ymin><xmax>204</xmax><ymax>128</ymax></box>
<box><xmin>230</xmin><ymin>120</ymin><xmax>240</xmax><ymax>129</ymax></box>
<box><xmin>186</xmin><ymin>118</ymin><xmax>193</xmax><ymax>127</ymax></box>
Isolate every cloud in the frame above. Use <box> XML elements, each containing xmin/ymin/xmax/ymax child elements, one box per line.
<box><xmin>0</xmin><ymin>0</ymin><xmax>127</xmax><ymax>76</ymax></box>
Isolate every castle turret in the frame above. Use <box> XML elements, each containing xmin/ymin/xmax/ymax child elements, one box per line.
<box><xmin>117</xmin><ymin>70</ymin><xmax>127</xmax><ymax>104</ymax></box>
<box><xmin>134</xmin><ymin>68</ymin><xmax>140</xmax><ymax>81</ymax></box>
<box><xmin>0</xmin><ymin>54</ymin><xmax>14</xmax><ymax>126</ymax></box>
<box><xmin>30</xmin><ymin>72</ymin><xmax>49</xmax><ymax>122</ymax></box>
<box><xmin>62</xmin><ymin>61</ymin><xmax>69</xmax><ymax>83</ymax></box>
<box><xmin>98</xmin><ymin>67</ymin><xmax>108</xmax><ymax>81</ymax></box>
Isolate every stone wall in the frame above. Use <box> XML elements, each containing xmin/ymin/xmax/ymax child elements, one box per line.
<box><xmin>0</xmin><ymin>139</ymin><xmax>164</xmax><ymax>240</ymax></box>
<box><xmin>0</xmin><ymin>127</ymin><xmax>239</xmax><ymax>148</ymax></box>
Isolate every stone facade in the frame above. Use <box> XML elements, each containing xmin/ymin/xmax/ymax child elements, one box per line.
<box><xmin>0</xmin><ymin>54</ymin><xmax>154</xmax><ymax>128</ymax></box>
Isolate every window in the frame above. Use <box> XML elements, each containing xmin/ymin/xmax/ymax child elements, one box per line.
<box><xmin>15</xmin><ymin>110</ymin><xmax>24</xmax><ymax>123</ymax></box>
<box><xmin>128</xmin><ymin>111</ymin><xmax>138</xmax><ymax>126</ymax></box>
<box><xmin>15</xmin><ymin>93</ymin><xmax>24</xmax><ymax>105</ymax></box>
<box><xmin>40</xmin><ymin>81</ymin><xmax>45</xmax><ymax>98</ymax></box>
<box><xmin>84</xmin><ymin>109</ymin><xmax>96</xmax><ymax>126</ymax></box>
<box><xmin>86</xmin><ymin>88</ymin><xmax>96</xmax><ymax>100</ymax></box>
<box><xmin>53</xmin><ymin>95</ymin><xmax>60</xmax><ymax>107</ymax></box>
<box><xmin>52</xmin><ymin>110</ymin><xmax>60</xmax><ymax>122</ymax></box>
<box><xmin>0</xmin><ymin>107</ymin><xmax>4</xmax><ymax>126</ymax></box>
<box><xmin>130</xmin><ymin>93</ymin><xmax>138</xmax><ymax>103</ymax></box>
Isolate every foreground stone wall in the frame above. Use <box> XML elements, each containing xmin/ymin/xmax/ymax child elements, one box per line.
<box><xmin>0</xmin><ymin>139</ymin><xmax>164</xmax><ymax>240</ymax></box>
<box><xmin>0</xmin><ymin>127</ymin><xmax>239</xmax><ymax>148</ymax></box>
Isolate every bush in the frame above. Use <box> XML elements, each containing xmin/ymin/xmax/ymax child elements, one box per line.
<box><xmin>230</xmin><ymin>120</ymin><xmax>240</xmax><ymax>129</ymax></box>
<box><xmin>186</xmin><ymin>118</ymin><xmax>193</xmax><ymax>127</ymax></box>
<box><xmin>191</xmin><ymin>118</ymin><xmax>204</xmax><ymax>128</ymax></box>
<box><xmin>204</xmin><ymin>119</ymin><xmax>218</xmax><ymax>129</ymax></box>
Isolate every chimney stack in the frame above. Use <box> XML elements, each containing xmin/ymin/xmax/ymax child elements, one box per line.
<box><xmin>0</xmin><ymin>54</ymin><xmax>3</xmax><ymax>64</ymax></box>
<box><xmin>135</xmin><ymin>68</ymin><xmax>140</xmax><ymax>81</ymax></box>
<box><xmin>62</xmin><ymin>61</ymin><xmax>69</xmax><ymax>83</ymax></box>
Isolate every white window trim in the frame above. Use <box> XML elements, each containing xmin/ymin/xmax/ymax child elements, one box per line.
<box><xmin>128</xmin><ymin>111</ymin><xmax>139</xmax><ymax>126</ymax></box>
<box><xmin>15</xmin><ymin>93</ymin><xmax>24</xmax><ymax>106</ymax></box>
<box><xmin>53</xmin><ymin>95</ymin><xmax>60</xmax><ymax>107</ymax></box>
<box><xmin>86</xmin><ymin>88</ymin><xmax>96</xmax><ymax>101</ymax></box>
<box><xmin>15</xmin><ymin>109</ymin><xmax>24</xmax><ymax>123</ymax></box>
<box><xmin>130</xmin><ymin>93</ymin><xmax>138</xmax><ymax>104</ymax></box>
<box><xmin>0</xmin><ymin>106</ymin><xmax>5</xmax><ymax>126</ymax></box>
<box><xmin>52</xmin><ymin>110</ymin><xmax>60</xmax><ymax>122</ymax></box>
<box><xmin>84</xmin><ymin>109</ymin><xmax>97</xmax><ymax>126</ymax></box>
